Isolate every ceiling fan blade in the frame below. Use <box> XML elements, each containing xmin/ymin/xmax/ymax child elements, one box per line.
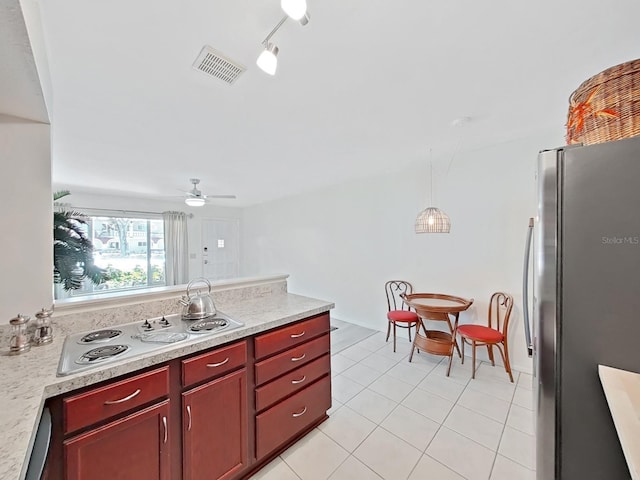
<box><xmin>204</xmin><ymin>194</ymin><xmax>236</xmax><ymax>199</ymax></box>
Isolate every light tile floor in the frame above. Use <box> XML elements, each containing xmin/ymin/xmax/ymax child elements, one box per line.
<box><xmin>251</xmin><ymin>322</ymin><xmax>535</xmax><ymax>480</ymax></box>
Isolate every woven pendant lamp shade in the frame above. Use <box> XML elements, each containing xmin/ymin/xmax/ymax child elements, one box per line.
<box><xmin>415</xmin><ymin>207</ymin><xmax>450</xmax><ymax>233</ymax></box>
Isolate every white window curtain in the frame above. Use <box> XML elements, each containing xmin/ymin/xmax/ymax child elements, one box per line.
<box><xmin>163</xmin><ymin>211</ymin><xmax>189</xmax><ymax>285</ymax></box>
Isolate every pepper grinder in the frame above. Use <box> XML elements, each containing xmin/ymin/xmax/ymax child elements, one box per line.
<box><xmin>9</xmin><ymin>314</ymin><xmax>31</xmax><ymax>355</ymax></box>
<box><xmin>33</xmin><ymin>307</ymin><xmax>54</xmax><ymax>346</ymax></box>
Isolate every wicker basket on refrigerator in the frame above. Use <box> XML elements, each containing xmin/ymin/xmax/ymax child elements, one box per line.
<box><xmin>566</xmin><ymin>59</ymin><xmax>640</xmax><ymax>145</ymax></box>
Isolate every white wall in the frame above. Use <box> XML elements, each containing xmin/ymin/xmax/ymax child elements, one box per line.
<box><xmin>62</xmin><ymin>192</ymin><xmax>243</xmax><ymax>280</ymax></box>
<box><xmin>0</xmin><ymin>114</ymin><xmax>52</xmax><ymax>321</ymax></box>
<box><xmin>241</xmin><ymin>130</ymin><xmax>564</xmax><ymax>373</ymax></box>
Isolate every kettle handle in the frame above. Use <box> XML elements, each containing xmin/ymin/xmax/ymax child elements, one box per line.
<box><xmin>186</xmin><ymin>278</ymin><xmax>212</xmax><ymax>297</ymax></box>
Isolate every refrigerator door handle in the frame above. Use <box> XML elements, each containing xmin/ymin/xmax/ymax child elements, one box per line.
<box><xmin>522</xmin><ymin>217</ymin><xmax>534</xmax><ymax>357</ymax></box>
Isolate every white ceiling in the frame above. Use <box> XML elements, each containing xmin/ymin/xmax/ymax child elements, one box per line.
<box><xmin>13</xmin><ymin>0</ymin><xmax>640</xmax><ymax>206</ymax></box>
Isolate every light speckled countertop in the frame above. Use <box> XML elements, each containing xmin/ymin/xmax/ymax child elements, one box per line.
<box><xmin>599</xmin><ymin>365</ymin><xmax>640</xmax><ymax>480</ymax></box>
<box><xmin>0</xmin><ymin>292</ymin><xmax>334</xmax><ymax>480</ymax></box>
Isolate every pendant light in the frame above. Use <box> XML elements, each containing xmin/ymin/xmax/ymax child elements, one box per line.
<box><xmin>415</xmin><ymin>161</ymin><xmax>450</xmax><ymax>233</ymax></box>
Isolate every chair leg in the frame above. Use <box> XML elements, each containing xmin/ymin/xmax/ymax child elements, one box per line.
<box><xmin>461</xmin><ymin>337</ymin><xmax>465</xmax><ymax>364</ymax></box>
<box><xmin>487</xmin><ymin>345</ymin><xmax>495</xmax><ymax>366</ymax></box>
<box><xmin>500</xmin><ymin>342</ymin><xmax>515</xmax><ymax>383</ymax></box>
<box><xmin>471</xmin><ymin>340</ymin><xmax>476</xmax><ymax>379</ymax></box>
<box><xmin>393</xmin><ymin>322</ymin><xmax>397</xmax><ymax>352</ymax></box>
<box><xmin>408</xmin><ymin>323</ymin><xmax>412</xmax><ymax>343</ymax></box>
<box><xmin>385</xmin><ymin>320</ymin><xmax>391</xmax><ymax>342</ymax></box>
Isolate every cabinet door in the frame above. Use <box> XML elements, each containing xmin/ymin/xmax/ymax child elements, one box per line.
<box><xmin>183</xmin><ymin>368</ymin><xmax>248</xmax><ymax>480</ymax></box>
<box><xmin>64</xmin><ymin>401</ymin><xmax>170</xmax><ymax>480</ymax></box>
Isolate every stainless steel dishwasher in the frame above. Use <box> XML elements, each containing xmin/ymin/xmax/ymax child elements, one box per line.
<box><xmin>25</xmin><ymin>407</ymin><xmax>51</xmax><ymax>480</ymax></box>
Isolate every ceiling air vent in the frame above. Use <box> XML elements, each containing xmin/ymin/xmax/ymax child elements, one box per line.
<box><xmin>192</xmin><ymin>46</ymin><xmax>246</xmax><ymax>85</ymax></box>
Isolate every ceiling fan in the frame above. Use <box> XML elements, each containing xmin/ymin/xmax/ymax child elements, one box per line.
<box><xmin>180</xmin><ymin>178</ymin><xmax>236</xmax><ymax>206</ymax></box>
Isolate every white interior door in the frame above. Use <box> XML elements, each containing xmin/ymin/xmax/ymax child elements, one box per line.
<box><xmin>201</xmin><ymin>218</ymin><xmax>240</xmax><ymax>280</ymax></box>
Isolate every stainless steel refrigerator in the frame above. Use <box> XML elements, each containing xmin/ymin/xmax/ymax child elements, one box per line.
<box><xmin>522</xmin><ymin>135</ymin><xmax>640</xmax><ymax>480</ymax></box>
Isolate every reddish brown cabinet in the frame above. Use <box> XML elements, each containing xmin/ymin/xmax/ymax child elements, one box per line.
<box><xmin>182</xmin><ymin>369</ymin><xmax>248</xmax><ymax>480</ymax></box>
<box><xmin>64</xmin><ymin>400</ymin><xmax>170</xmax><ymax>480</ymax></box>
<box><xmin>255</xmin><ymin>354</ymin><xmax>330</xmax><ymax>412</ymax></box>
<box><xmin>63</xmin><ymin>366</ymin><xmax>169</xmax><ymax>435</ymax></box>
<box><xmin>47</xmin><ymin>313</ymin><xmax>332</xmax><ymax>480</ymax></box>
<box><xmin>253</xmin><ymin>313</ymin><xmax>332</xmax><ymax>462</ymax></box>
<box><xmin>181</xmin><ymin>341</ymin><xmax>247</xmax><ymax>388</ymax></box>
<box><xmin>256</xmin><ymin>375</ymin><xmax>331</xmax><ymax>459</ymax></box>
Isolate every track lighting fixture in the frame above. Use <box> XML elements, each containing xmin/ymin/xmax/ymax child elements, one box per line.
<box><xmin>256</xmin><ymin>8</ymin><xmax>310</xmax><ymax>76</ymax></box>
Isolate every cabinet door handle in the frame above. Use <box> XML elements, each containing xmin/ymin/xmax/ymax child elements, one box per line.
<box><xmin>104</xmin><ymin>389</ymin><xmax>141</xmax><ymax>405</ymax></box>
<box><xmin>290</xmin><ymin>331</ymin><xmax>306</xmax><ymax>338</ymax></box>
<box><xmin>186</xmin><ymin>405</ymin><xmax>192</xmax><ymax>432</ymax></box>
<box><xmin>291</xmin><ymin>375</ymin><xmax>307</xmax><ymax>385</ymax></box>
<box><xmin>291</xmin><ymin>353</ymin><xmax>306</xmax><ymax>362</ymax></box>
<box><xmin>206</xmin><ymin>357</ymin><xmax>229</xmax><ymax>368</ymax></box>
<box><xmin>292</xmin><ymin>407</ymin><xmax>307</xmax><ymax>418</ymax></box>
<box><xmin>162</xmin><ymin>416</ymin><xmax>168</xmax><ymax>444</ymax></box>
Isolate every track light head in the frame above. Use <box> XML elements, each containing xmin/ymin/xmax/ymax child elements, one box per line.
<box><xmin>257</xmin><ymin>43</ymin><xmax>279</xmax><ymax>75</ymax></box>
<box><xmin>281</xmin><ymin>0</ymin><xmax>307</xmax><ymax>20</ymax></box>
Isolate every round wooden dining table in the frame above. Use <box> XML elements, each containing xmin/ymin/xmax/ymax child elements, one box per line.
<box><xmin>401</xmin><ymin>293</ymin><xmax>474</xmax><ymax>376</ymax></box>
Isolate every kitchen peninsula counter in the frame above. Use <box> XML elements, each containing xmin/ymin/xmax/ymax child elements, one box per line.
<box><xmin>0</xmin><ymin>292</ymin><xmax>334</xmax><ymax>480</ymax></box>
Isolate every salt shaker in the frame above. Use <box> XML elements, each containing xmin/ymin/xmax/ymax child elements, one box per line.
<box><xmin>33</xmin><ymin>307</ymin><xmax>54</xmax><ymax>346</ymax></box>
<box><xmin>9</xmin><ymin>314</ymin><xmax>31</xmax><ymax>354</ymax></box>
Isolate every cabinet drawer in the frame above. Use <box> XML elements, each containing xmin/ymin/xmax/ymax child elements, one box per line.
<box><xmin>256</xmin><ymin>375</ymin><xmax>331</xmax><ymax>460</ymax></box>
<box><xmin>182</xmin><ymin>340</ymin><xmax>247</xmax><ymax>388</ymax></box>
<box><xmin>256</xmin><ymin>354</ymin><xmax>331</xmax><ymax>412</ymax></box>
<box><xmin>254</xmin><ymin>313</ymin><xmax>330</xmax><ymax>360</ymax></box>
<box><xmin>64</xmin><ymin>366</ymin><xmax>169</xmax><ymax>434</ymax></box>
<box><xmin>255</xmin><ymin>334</ymin><xmax>330</xmax><ymax>386</ymax></box>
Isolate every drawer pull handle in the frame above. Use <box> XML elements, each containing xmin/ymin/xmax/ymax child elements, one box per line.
<box><xmin>291</xmin><ymin>375</ymin><xmax>307</xmax><ymax>385</ymax></box>
<box><xmin>292</xmin><ymin>407</ymin><xmax>307</xmax><ymax>418</ymax></box>
<box><xmin>291</xmin><ymin>353</ymin><xmax>306</xmax><ymax>362</ymax></box>
<box><xmin>162</xmin><ymin>416</ymin><xmax>168</xmax><ymax>444</ymax></box>
<box><xmin>290</xmin><ymin>331</ymin><xmax>306</xmax><ymax>338</ymax></box>
<box><xmin>206</xmin><ymin>357</ymin><xmax>230</xmax><ymax>368</ymax></box>
<box><xmin>104</xmin><ymin>389</ymin><xmax>141</xmax><ymax>405</ymax></box>
<box><xmin>186</xmin><ymin>405</ymin><xmax>192</xmax><ymax>432</ymax></box>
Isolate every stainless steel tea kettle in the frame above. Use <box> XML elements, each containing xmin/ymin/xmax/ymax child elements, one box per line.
<box><xmin>179</xmin><ymin>278</ymin><xmax>217</xmax><ymax>320</ymax></box>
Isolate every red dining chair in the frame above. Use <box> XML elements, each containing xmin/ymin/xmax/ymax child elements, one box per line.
<box><xmin>456</xmin><ymin>292</ymin><xmax>514</xmax><ymax>382</ymax></box>
<box><xmin>385</xmin><ymin>280</ymin><xmax>420</xmax><ymax>352</ymax></box>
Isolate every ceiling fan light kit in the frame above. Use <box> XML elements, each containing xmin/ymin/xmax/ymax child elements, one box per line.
<box><xmin>257</xmin><ymin>2</ymin><xmax>310</xmax><ymax>76</ymax></box>
<box><xmin>185</xmin><ymin>197</ymin><xmax>205</xmax><ymax>207</ymax></box>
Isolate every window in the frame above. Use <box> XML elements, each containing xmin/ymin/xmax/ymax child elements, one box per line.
<box><xmin>217</xmin><ymin>239</ymin><xmax>225</xmax><ymax>248</ymax></box>
<box><xmin>56</xmin><ymin>214</ymin><xmax>166</xmax><ymax>298</ymax></box>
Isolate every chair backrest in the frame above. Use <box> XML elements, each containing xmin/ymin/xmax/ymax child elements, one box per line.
<box><xmin>487</xmin><ymin>292</ymin><xmax>514</xmax><ymax>336</ymax></box>
<box><xmin>385</xmin><ymin>280</ymin><xmax>413</xmax><ymax>312</ymax></box>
